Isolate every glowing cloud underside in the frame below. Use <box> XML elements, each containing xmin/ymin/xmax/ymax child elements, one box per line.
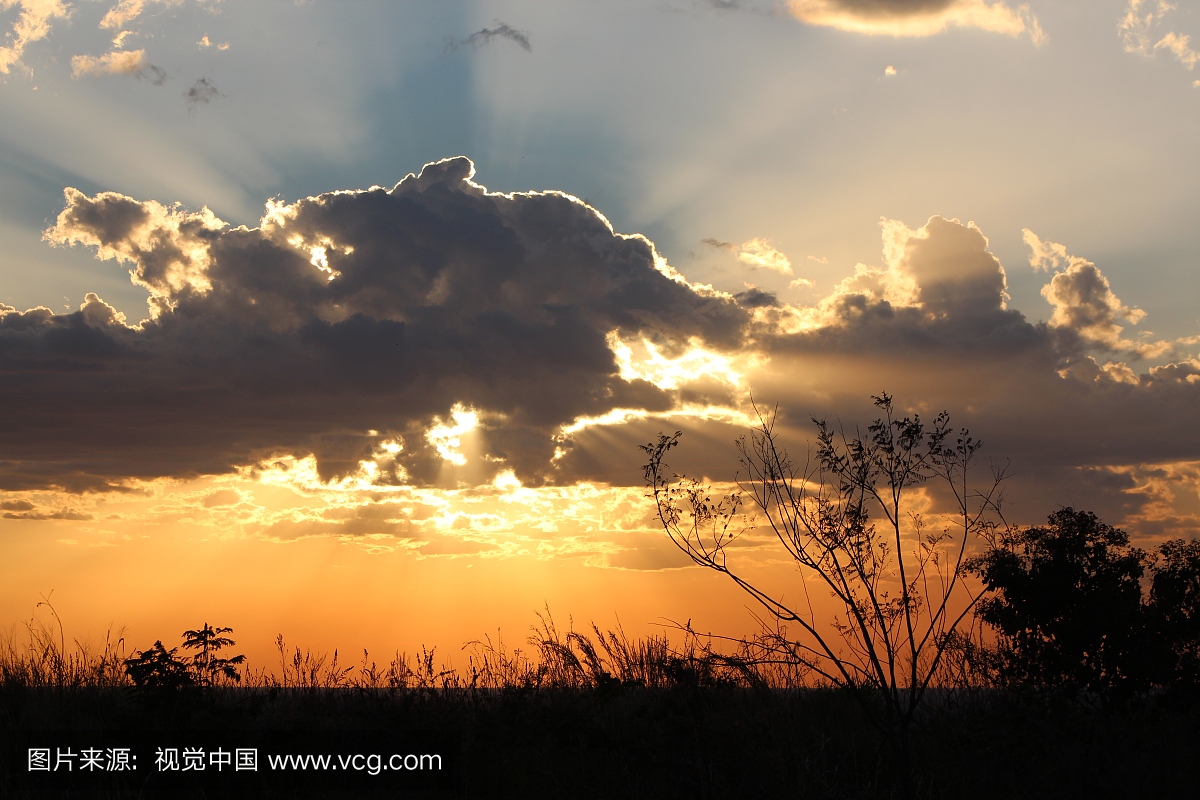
<box><xmin>787</xmin><ymin>0</ymin><xmax>1044</xmax><ymax>42</ymax></box>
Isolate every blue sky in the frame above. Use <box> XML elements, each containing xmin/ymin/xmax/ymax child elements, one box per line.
<box><xmin>3</xmin><ymin>1</ymin><xmax>1196</xmax><ymax>333</ymax></box>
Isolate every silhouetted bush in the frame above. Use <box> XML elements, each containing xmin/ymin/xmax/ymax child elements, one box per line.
<box><xmin>969</xmin><ymin>507</ymin><xmax>1200</xmax><ymax>695</ymax></box>
<box><xmin>124</xmin><ymin>641</ymin><xmax>194</xmax><ymax>690</ymax></box>
<box><xmin>123</xmin><ymin>624</ymin><xmax>245</xmax><ymax>690</ymax></box>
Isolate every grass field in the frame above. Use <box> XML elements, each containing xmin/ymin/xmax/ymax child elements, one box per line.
<box><xmin>2</xmin><ymin>614</ymin><xmax>1198</xmax><ymax>799</ymax></box>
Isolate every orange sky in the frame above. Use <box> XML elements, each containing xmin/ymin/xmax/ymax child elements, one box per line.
<box><xmin>1</xmin><ymin>496</ymin><xmax>828</xmax><ymax>672</ymax></box>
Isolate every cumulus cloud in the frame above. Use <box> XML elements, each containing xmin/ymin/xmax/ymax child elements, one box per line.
<box><xmin>787</xmin><ymin>0</ymin><xmax>1044</xmax><ymax>42</ymax></box>
<box><xmin>741</xmin><ymin>215</ymin><xmax>1072</xmax><ymax>367</ymax></box>
<box><xmin>1120</xmin><ymin>1</ymin><xmax>1200</xmax><ymax>72</ymax></box>
<box><xmin>2</xmin><ymin>157</ymin><xmax>748</xmax><ymax>492</ymax></box>
<box><xmin>818</xmin><ymin>215</ymin><xmax>1009</xmax><ymax>323</ymax></box>
<box><xmin>1040</xmin><ymin>258</ymin><xmax>1144</xmax><ymax>351</ymax></box>
<box><xmin>0</xmin><ymin>0</ymin><xmax>72</xmax><ymax>74</ymax></box>
<box><xmin>1020</xmin><ymin>228</ymin><xmax>1189</xmax><ymax>363</ymax></box>
<box><xmin>8</xmin><ymin>185</ymin><xmax>1200</xmax><ymax>543</ymax></box>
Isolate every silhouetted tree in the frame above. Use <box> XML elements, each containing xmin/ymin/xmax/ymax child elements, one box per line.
<box><xmin>970</xmin><ymin>508</ymin><xmax>1200</xmax><ymax>695</ymax></box>
<box><xmin>642</xmin><ymin>393</ymin><xmax>1007</xmax><ymax>795</ymax></box>
<box><xmin>1147</xmin><ymin>538</ymin><xmax>1200</xmax><ymax>685</ymax></box>
<box><xmin>124</xmin><ymin>641</ymin><xmax>194</xmax><ymax>689</ymax></box>
<box><xmin>968</xmin><ymin>508</ymin><xmax>1147</xmax><ymax>694</ymax></box>
<box><xmin>182</xmin><ymin>623</ymin><xmax>246</xmax><ymax>686</ymax></box>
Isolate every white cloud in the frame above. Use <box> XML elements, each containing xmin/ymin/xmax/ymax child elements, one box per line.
<box><xmin>884</xmin><ymin>64</ymin><xmax>897</xmax><ymax>76</ymax></box>
<box><xmin>70</xmin><ymin>48</ymin><xmax>149</xmax><ymax>78</ymax></box>
<box><xmin>1119</xmin><ymin>1</ymin><xmax>1200</xmax><ymax>73</ymax></box>
<box><xmin>98</xmin><ymin>0</ymin><xmax>191</xmax><ymax>32</ymax></box>
<box><xmin>1022</xmin><ymin>228</ymin><xmax>1073</xmax><ymax>272</ymax></box>
<box><xmin>1025</xmin><ymin>229</ymin><xmax>1155</xmax><ymax>354</ymax></box>
<box><xmin>0</xmin><ymin>0</ymin><xmax>72</xmax><ymax>75</ymax></box>
<box><xmin>99</xmin><ymin>0</ymin><xmax>146</xmax><ymax>31</ymax></box>
<box><xmin>1154</xmin><ymin>31</ymin><xmax>1200</xmax><ymax>69</ymax></box>
<box><xmin>737</xmin><ymin>237</ymin><xmax>793</xmax><ymax>275</ymax></box>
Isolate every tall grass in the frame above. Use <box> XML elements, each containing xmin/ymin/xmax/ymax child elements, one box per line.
<box><xmin>266</xmin><ymin>609</ymin><xmax>768</xmax><ymax>691</ymax></box>
<box><xmin>4</xmin><ymin>609</ymin><xmax>1198</xmax><ymax>799</ymax></box>
<box><xmin>0</xmin><ymin>605</ymin><xmax>827</xmax><ymax>692</ymax></box>
<box><xmin>0</xmin><ymin>602</ymin><xmax>127</xmax><ymax>690</ymax></box>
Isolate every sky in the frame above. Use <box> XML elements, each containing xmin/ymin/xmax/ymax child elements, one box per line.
<box><xmin>1</xmin><ymin>0</ymin><xmax>1198</xmax><ymax>667</ymax></box>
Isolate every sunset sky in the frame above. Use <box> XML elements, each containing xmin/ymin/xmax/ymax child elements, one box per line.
<box><xmin>1</xmin><ymin>0</ymin><xmax>1198</xmax><ymax>668</ymax></box>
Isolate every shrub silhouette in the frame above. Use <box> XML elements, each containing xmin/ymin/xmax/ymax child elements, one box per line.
<box><xmin>182</xmin><ymin>622</ymin><xmax>246</xmax><ymax>686</ymax></box>
<box><xmin>123</xmin><ymin>623</ymin><xmax>245</xmax><ymax>688</ymax></box>
<box><xmin>969</xmin><ymin>508</ymin><xmax>1200</xmax><ymax>694</ymax></box>
<box><xmin>123</xmin><ymin>641</ymin><xmax>194</xmax><ymax>689</ymax></box>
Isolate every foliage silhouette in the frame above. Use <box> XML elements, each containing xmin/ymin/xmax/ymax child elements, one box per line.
<box><xmin>123</xmin><ymin>641</ymin><xmax>194</xmax><ymax>690</ymax></box>
<box><xmin>970</xmin><ymin>508</ymin><xmax>1200</xmax><ymax>694</ymax></box>
<box><xmin>641</xmin><ymin>392</ymin><xmax>1008</xmax><ymax>795</ymax></box>
<box><xmin>121</xmin><ymin>623</ymin><xmax>245</xmax><ymax>689</ymax></box>
<box><xmin>182</xmin><ymin>622</ymin><xmax>246</xmax><ymax>686</ymax></box>
<box><xmin>1147</xmin><ymin>537</ymin><xmax>1200</xmax><ymax>685</ymax></box>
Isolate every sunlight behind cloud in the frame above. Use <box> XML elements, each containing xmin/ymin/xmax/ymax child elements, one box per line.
<box><xmin>427</xmin><ymin>404</ymin><xmax>480</xmax><ymax>467</ymax></box>
<box><xmin>559</xmin><ymin>404</ymin><xmax>756</xmax><ymax>437</ymax></box>
<box><xmin>607</xmin><ymin>332</ymin><xmax>746</xmax><ymax>392</ymax></box>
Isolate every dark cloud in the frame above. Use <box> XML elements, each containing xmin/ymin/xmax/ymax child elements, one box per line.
<box><xmin>185</xmin><ymin>78</ymin><xmax>221</xmax><ymax>107</ymax></box>
<box><xmin>0</xmin><ymin>499</ymin><xmax>35</xmax><ymax>511</ymax></box>
<box><xmin>2</xmin><ymin>157</ymin><xmax>748</xmax><ymax>492</ymax></box>
<box><xmin>452</xmin><ymin>23</ymin><xmax>532</xmax><ymax>53</ymax></box>
<box><xmin>701</xmin><ymin>237</ymin><xmax>736</xmax><ymax>251</ymax></box>
<box><xmin>734</xmin><ymin>287</ymin><xmax>778</xmax><ymax>308</ymax></box>
<box><xmin>143</xmin><ymin>65</ymin><xmax>168</xmax><ymax>86</ymax></box>
<box><xmin>2</xmin><ymin>506</ymin><xmax>93</xmax><ymax>520</ymax></box>
<box><xmin>7</xmin><ymin>169</ymin><xmax>1200</xmax><ymax>538</ymax></box>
